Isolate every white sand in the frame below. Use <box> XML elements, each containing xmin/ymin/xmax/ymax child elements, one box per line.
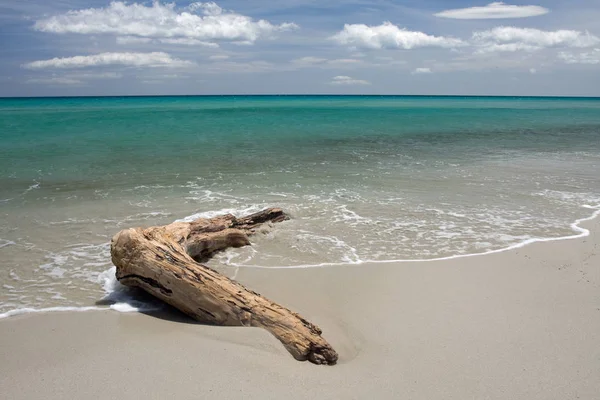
<box><xmin>1</xmin><ymin>218</ymin><xmax>599</xmax><ymax>399</ymax></box>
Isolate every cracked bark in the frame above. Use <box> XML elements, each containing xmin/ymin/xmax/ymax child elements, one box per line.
<box><xmin>110</xmin><ymin>208</ymin><xmax>338</xmax><ymax>365</ymax></box>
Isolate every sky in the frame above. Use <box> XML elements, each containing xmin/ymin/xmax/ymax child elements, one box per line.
<box><xmin>1</xmin><ymin>0</ymin><xmax>599</xmax><ymax>96</ymax></box>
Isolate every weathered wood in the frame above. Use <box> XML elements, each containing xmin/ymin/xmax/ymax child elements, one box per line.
<box><xmin>110</xmin><ymin>208</ymin><xmax>338</xmax><ymax>365</ymax></box>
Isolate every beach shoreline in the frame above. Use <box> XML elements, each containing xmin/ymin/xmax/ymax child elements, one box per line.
<box><xmin>2</xmin><ymin>216</ymin><xmax>599</xmax><ymax>399</ymax></box>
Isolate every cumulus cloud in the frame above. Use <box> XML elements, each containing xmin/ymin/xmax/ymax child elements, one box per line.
<box><xmin>208</xmin><ymin>54</ymin><xmax>230</xmax><ymax>60</ymax></box>
<box><xmin>558</xmin><ymin>49</ymin><xmax>600</xmax><ymax>64</ymax></box>
<box><xmin>412</xmin><ymin>67</ymin><xmax>432</xmax><ymax>74</ymax></box>
<box><xmin>331</xmin><ymin>22</ymin><xmax>599</xmax><ymax>57</ymax></box>
<box><xmin>331</xmin><ymin>22</ymin><xmax>464</xmax><ymax>50</ymax></box>
<box><xmin>329</xmin><ymin>75</ymin><xmax>370</xmax><ymax>85</ymax></box>
<box><xmin>475</xmin><ymin>43</ymin><xmax>542</xmax><ymax>53</ymax></box>
<box><xmin>23</xmin><ymin>52</ymin><xmax>194</xmax><ymax>69</ymax></box>
<box><xmin>34</xmin><ymin>1</ymin><xmax>298</xmax><ymax>45</ymax></box>
<box><xmin>473</xmin><ymin>27</ymin><xmax>600</xmax><ymax>53</ymax></box>
<box><xmin>435</xmin><ymin>2</ymin><xmax>549</xmax><ymax>20</ymax></box>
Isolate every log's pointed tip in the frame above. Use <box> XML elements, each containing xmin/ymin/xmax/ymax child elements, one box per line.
<box><xmin>303</xmin><ymin>341</ymin><xmax>339</xmax><ymax>366</ymax></box>
<box><xmin>308</xmin><ymin>346</ymin><xmax>339</xmax><ymax>366</ymax></box>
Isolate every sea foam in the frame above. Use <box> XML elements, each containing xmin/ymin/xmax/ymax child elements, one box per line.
<box><xmin>228</xmin><ymin>203</ymin><xmax>600</xmax><ymax>269</ymax></box>
<box><xmin>98</xmin><ymin>267</ymin><xmax>162</xmax><ymax>313</ymax></box>
<box><xmin>0</xmin><ymin>266</ymin><xmax>161</xmax><ymax>319</ymax></box>
<box><xmin>2</xmin><ymin>199</ymin><xmax>599</xmax><ymax>320</ymax></box>
<box><xmin>175</xmin><ymin>205</ymin><xmax>266</xmax><ymax>222</ymax></box>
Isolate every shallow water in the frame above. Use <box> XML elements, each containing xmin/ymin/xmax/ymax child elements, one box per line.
<box><xmin>1</xmin><ymin>95</ymin><xmax>600</xmax><ymax>315</ymax></box>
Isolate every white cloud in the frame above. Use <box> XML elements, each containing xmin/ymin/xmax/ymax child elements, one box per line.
<box><xmin>34</xmin><ymin>1</ymin><xmax>298</xmax><ymax>45</ymax></box>
<box><xmin>435</xmin><ymin>2</ymin><xmax>549</xmax><ymax>20</ymax></box>
<box><xmin>558</xmin><ymin>49</ymin><xmax>600</xmax><ymax>64</ymax></box>
<box><xmin>475</xmin><ymin>43</ymin><xmax>542</xmax><ymax>53</ymax></box>
<box><xmin>412</xmin><ymin>67</ymin><xmax>432</xmax><ymax>74</ymax></box>
<box><xmin>23</xmin><ymin>52</ymin><xmax>194</xmax><ymax>69</ymax></box>
<box><xmin>473</xmin><ymin>27</ymin><xmax>600</xmax><ymax>53</ymax></box>
<box><xmin>329</xmin><ymin>75</ymin><xmax>370</xmax><ymax>85</ymax></box>
<box><xmin>159</xmin><ymin>38</ymin><xmax>219</xmax><ymax>47</ymax></box>
<box><xmin>332</xmin><ymin>22</ymin><xmax>464</xmax><ymax>50</ymax></box>
<box><xmin>473</xmin><ymin>27</ymin><xmax>600</xmax><ymax>49</ymax></box>
<box><xmin>188</xmin><ymin>2</ymin><xmax>222</xmax><ymax>15</ymax></box>
<box><xmin>26</xmin><ymin>77</ymin><xmax>82</xmax><ymax>85</ymax></box>
<box><xmin>529</xmin><ymin>68</ymin><xmax>537</xmax><ymax>74</ymax></box>
<box><xmin>116</xmin><ymin>36</ymin><xmax>153</xmax><ymax>45</ymax></box>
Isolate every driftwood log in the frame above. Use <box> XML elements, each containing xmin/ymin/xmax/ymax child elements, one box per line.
<box><xmin>110</xmin><ymin>208</ymin><xmax>338</xmax><ymax>365</ymax></box>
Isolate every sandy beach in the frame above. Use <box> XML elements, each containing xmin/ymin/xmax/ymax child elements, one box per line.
<box><xmin>1</xmin><ymin>216</ymin><xmax>598</xmax><ymax>399</ymax></box>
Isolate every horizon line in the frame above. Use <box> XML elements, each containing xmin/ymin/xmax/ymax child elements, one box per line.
<box><xmin>2</xmin><ymin>94</ymin><xmax>600</xmax><ymax>100</ymax></box>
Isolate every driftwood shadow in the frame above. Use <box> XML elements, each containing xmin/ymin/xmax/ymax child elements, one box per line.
<box><xmin>141</xmin><ymin>303</ymin><xmax>203</xmax><ymax>324</ymax></box>
<box><xmin>95</xmin><ymin>286</ymin><xmax>208</xmax><ymax>324</ymax></box>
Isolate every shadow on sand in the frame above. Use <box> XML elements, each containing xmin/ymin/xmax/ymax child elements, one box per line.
<box><xmin>95</xmin><ymin>286</ymin><xmax>210</xmax><ymax>325</ymax></box>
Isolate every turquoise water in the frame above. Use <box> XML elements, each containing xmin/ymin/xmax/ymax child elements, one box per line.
<box><xmin>1</xmin><ymin>96</ymin><xmax>600</xmax><ymax>315</ymax></box>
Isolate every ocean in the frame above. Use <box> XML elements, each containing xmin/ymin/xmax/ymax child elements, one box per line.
<box><xmin>1</xmin><ymin>95</ymin><xmax>600</xmax><ymax>316</ymax></box>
